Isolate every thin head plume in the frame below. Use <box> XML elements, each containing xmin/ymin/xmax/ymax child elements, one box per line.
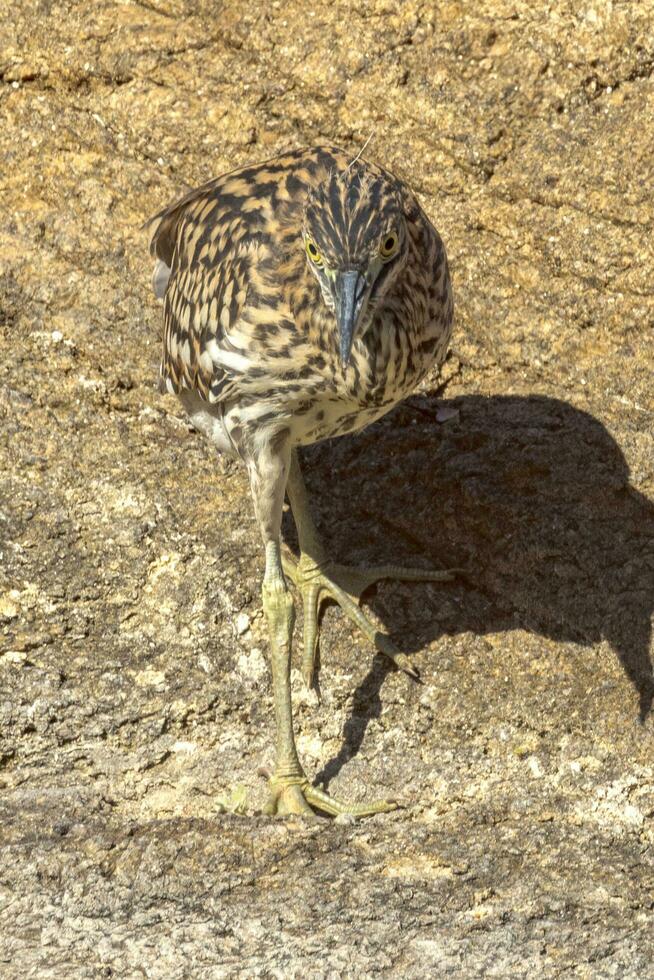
<box><xmin>343</xmin><ymin>131</ymin><xmax>375</xmax><ymax>175</ymax></box>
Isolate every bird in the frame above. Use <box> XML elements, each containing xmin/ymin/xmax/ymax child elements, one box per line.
<box><xmin>145</xmin><ymin>143</ymin><xmax>455</xmax><ymax>818</ymax></box>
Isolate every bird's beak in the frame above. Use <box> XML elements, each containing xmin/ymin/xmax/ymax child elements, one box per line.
<box><xmin>333</xmin><ymin>269</ymin><xmax>368</xmax><ymax>368</ymax></box>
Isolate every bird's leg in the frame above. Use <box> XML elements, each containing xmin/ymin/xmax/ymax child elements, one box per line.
<box><xmin>250</xmin><ymin>440</ymin><xmax>396</xmax><ymax>818</ymax></box>
<box><xmin>260</xmin><ymin>538</ymin><xmax>312</xmax><ymax>816</ymax></box>
<box><xmin>283</xmin><ymin>449</ymin><xmax>461</xmax><ymax>688</ymax></box>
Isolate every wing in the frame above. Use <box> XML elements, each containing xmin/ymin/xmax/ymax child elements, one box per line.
<box><xmin>144</xmin><ymin>145</ymin><xmax>350</xmax><ymax>403</ymax></box>
<box><xmin>146</xmin><ymin>177</ymin><xmax>271</xmax><ymax>401</ymax></box>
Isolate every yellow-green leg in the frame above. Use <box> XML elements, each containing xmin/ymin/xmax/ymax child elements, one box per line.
<box><xmin>250</xmin><ymin>443</ymin><xmax>397</xmax><ymax>818</ymax></box>
<box><xmin>260</xmin><ymin>542</ymin><xmax>397</xmax><ymax>818</ymax></box>
<box><xmin>284</xmin><ymin>449</ymin><xmax>461</xmax><ymax>688</ymax></box>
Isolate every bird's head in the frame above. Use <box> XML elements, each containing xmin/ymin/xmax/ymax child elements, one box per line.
<box><xmin>303</xmin><ymin>164</ymin><xmax>408</xmax><ymax>367</ymax></box>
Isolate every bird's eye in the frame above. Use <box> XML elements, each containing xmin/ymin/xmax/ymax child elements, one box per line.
<box><xmin>306</xmin><ymin>240</ymin><xmax>323</xmax><ymax>265</ymax></box>
<box><xmin>380</xmin><ymin>233</ymin><xmax>398</xmax><ymax>259</ymax></box>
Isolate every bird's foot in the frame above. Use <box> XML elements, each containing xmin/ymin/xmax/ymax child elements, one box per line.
<box><xmin>281</xmin><ymin>551</ymin><xmax>461</xmax><ymax>688</ymax></box>
<box><xmin>262</xmin><ymin>771</ymin><xmax>398</xmax><ymax>819</ymax></box>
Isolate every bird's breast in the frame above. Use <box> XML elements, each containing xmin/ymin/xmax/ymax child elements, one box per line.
<box><xmin>221</xmin><ymin>286</ymin><xmax>450</xmax><ymax>451</ymax></box>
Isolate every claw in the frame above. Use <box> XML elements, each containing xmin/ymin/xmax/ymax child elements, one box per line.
<box><xmin>302</xmin><ymin>662</ymin><xmax>318</xmax><ymax>693</ymax></box>
<box><xmin>283</xmin><ymin>553</ymin><xmax>457</xmax><ymax>683</ymax></box>
<box><xmin>304</xmin><ymin>783</ymin><xmax>398</xmax><ymax>818</ymax></box>
<box><xmin>264</xmin><ymin>774</ymin><xmax>398</xmax><ymax>819</ymax></box>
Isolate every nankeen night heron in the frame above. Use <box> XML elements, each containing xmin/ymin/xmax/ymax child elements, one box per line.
<box><xmin>146</xmin><ymin>144</ymin><xmax>455</xmax><ymax>817</ymax></box>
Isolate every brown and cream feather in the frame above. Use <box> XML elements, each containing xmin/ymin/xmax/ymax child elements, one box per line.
<box><xmin>145</xmin><ymin>144</ymin><xmax>453</xmax><ymax>452</ymax></box>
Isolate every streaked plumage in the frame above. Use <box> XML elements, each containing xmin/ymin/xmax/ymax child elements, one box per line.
<box><xmin>145</xmin><ymin>144</ymin><xmax>455</xmax><ymax>818</ymax></box>
<box><xmin>146</xmin><ymin>144</ymin><xmax>452</xmax><ymax>453</ymax></box>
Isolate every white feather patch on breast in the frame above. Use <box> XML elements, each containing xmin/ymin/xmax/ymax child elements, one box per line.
<box><xmin>211</xmin><ymin>346</ymin><xmax>252</xmax><ymax>374</ymax></box>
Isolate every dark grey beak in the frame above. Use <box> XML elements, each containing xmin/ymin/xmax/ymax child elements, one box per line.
<box><xmin>334</xmin><ymin>269</ymin><xmax>367</xmax><ymax>368</ymax></box>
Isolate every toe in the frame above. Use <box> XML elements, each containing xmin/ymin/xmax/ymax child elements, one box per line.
<box><xmin>277</xmin><ymin>784</ymin><xmax>320</xmax><ymax>818</ymax></box>
<box><xmin>265</xmin><ymin>777</ymin><xmax>320</xmax><ymax>818</ymax></box>
<box><xmin>304</xmin><ymin>783</ymin><xmax>398</xmax><ymax>818</ymax></box>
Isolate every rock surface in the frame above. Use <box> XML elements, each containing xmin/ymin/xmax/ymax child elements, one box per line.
<box><xmin>1</xmin><ymin>1</ymin><xmax>653</xmax><ymax>976</ymax></box>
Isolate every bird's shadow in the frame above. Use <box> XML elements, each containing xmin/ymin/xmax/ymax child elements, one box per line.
<box><xmin>285</xmin><ymin>393</ymin><xmax>654</xmax><ymax>788</ymax></box>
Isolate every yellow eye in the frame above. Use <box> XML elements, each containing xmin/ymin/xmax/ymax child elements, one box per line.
<box><xmin>306</xmin><ymin>239</ymin><xmax>322</xmax><ymax>265</ymax></box>
<box><xmin>380</xmin><ymin>232</ymin><xmax>398</xmax><ymax>259</ymax></box>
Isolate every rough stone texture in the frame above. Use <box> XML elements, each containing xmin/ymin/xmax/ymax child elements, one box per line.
<box><xmin>1</xmin><ymin>1</ymin><xmax>653</xmax><ymax>976</ymax></box>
